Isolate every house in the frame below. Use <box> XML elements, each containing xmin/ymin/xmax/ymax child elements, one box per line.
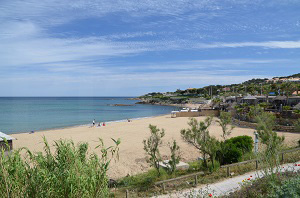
<box><xmin>0</xmin><ymin>132</ymin><xmax>15</xmax><ymax>153</ymax></box>
<box><xmin>241</xmin><ymin>95</ymin><xmax>257</xmax><ymax>105</ymax></box>
<box><xmin>222</xmin><ymin>87</ymin><xmax>231</xmax><ymax>92</ymax></box>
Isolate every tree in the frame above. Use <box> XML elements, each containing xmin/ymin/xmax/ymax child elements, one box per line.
<box><xmin>263</xmin><ymin>84</ymin><xmax>272</xmax><ymax>103</ymax></box>
<box><xmin>165</xmin><ymin>140</ymin><xmax>181</xmax><ymax>174</ymax></box>
<box><xmin>247</xmin><ymin>105</ymin><xmax>263</xmax><ymax>122</ymax></box>
<box><xmin>143</xmin><ymin>125</ymin><xmax>165</xmax><ymax>176</ymax></box>
<box><xmin>204</xmin><ymin>136</ymin><xmax>220</xmax><ymax>169</ymax></box>
<box><xmin>281</xmin><ymin>82</ymin><xmax>296</xmax><ymax>105</ymax></box>
<box><xmin>255</xmin><ymin>112</ymin><xmax>285</xmax><ymax>174</ymax></box>
<box><xmin>217</xmin><ymin>112</ymin><xmax>235</xmax><ymax>140</ymax></box>
<box><xmin>180</xmin><ymin>117</ymin><xmax>213</xmax><ymax>167</ymax></box>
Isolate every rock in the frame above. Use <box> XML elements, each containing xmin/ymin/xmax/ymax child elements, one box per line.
<box><xmin>158</xmin><ymin>160</ymin><xmax>190</xmax><ymax>171</ymax></box>
<box><xmin>110</xmin><ymin>104</ymin><xmax>135</xmax><ymax>106</ymax></box>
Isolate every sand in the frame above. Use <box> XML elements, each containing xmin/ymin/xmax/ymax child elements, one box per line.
<box><xmin>11</xmin><ymin>115</ymin><xmax>300</xmax><ymax>179</ymax></box>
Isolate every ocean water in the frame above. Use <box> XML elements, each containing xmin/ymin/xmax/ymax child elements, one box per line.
<box><xmin>0</xmin><ymin>97</ymin><xmax>177</xmax><ymax>134</ymax></box>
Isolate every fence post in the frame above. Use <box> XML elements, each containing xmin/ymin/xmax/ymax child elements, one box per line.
<box><xmin>227</xmin><ymin>167</ymin><xmax>230</xmax><ymax>177</ymax></box>
<box><xmin>126</xmin><ymin>189</ymin><xmax>129</xmax><ymax>198</ymax></box>
<box><xmin>194</xmin><ymin>175</ymin><xmax>198</xmax><ymax>185</ymax></box>
<box><xmin>281</xmin><ymin>153</ymin><xmax>284</xmax><ymax>163</ymax></box>
<box><xmin>255</xmin><ymin>160</ymin><xmax>258</xmax><ymax>169</ymax></box>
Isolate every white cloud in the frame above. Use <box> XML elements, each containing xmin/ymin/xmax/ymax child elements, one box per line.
<box><xmin>197</xmin><ymin>41</ymin><xmax>300</xmax><ymax>49</ymax></box>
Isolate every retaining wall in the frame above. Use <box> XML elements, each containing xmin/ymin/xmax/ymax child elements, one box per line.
<box><xmin>233</xmin><ymin>119</ymin><xmax>296</xmax><ymax>132</ymax></box>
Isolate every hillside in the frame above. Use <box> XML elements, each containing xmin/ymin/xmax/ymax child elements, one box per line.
<box><xmin>139</xmin><ymin>73</ymin><xmax>300</xmax><ymax>104</ymax></box>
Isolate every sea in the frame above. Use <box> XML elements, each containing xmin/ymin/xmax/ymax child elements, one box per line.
<box><xmin>0</xmin><ymin>97</ymin><xmax>178</xmax><ymax>134</ymax></box>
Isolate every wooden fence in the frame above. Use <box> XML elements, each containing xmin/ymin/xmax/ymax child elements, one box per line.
<box><xmin>154</xmin><ymin>171</ymin><xmax>204</xmax><ymax>192</ymax></box>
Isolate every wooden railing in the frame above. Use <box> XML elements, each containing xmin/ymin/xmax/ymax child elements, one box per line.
<box><xmin>154</xmin><ymin>171</ymin><xmax>204</xmax><ymax>192</ymax></box>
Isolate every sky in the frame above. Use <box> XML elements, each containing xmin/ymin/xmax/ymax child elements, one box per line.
<box><xmin>0</xmin><ymin>0</ymin><xmax>300</xmax><ymax>96</ymax></box>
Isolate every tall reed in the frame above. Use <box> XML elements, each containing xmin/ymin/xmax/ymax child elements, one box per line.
<box><xmin>0</xmin><ymin>137</ymin><xmax>120</xmax><ymax>198</ymax></box>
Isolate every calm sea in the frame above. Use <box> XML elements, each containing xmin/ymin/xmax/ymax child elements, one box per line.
<box><xmin>0</xmin><ymin>97</ymin><xmax>177</xmax><ymax>134</ymax></box>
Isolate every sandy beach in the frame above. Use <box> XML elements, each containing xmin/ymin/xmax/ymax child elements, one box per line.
<box><xmin>11</xmin><ymin>115</ymin><xmax>300</xmax><ymax>179</ymax></box>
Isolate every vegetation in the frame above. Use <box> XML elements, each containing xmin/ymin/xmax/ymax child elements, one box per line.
<box><xmin>223</xmin><ymin>171</ymin><xmax>300</xmax><ymax>198</ymax></box>
<box><xmin>256</xmin><ymin>112</ymin><xmax>285</xmax><ymax>175</ymax></box>
<box><xmin>225</xmin><ymin>136</ymin><xmax>254</xmax><ymax>154</ymax></box>
<box><xmin>180</xmin><ymin>117</ymin><xmax>213</xmax><ymax>168</ymax></box>
<box><xmin>0</xmin><ymin>137</ymin><xmax>120</xmax><ymax>198</ymax></box>
<box><xmin>143</xmin><ymin>125</ymin><xmax>165</xmax><ymax>176</ymax></box>
<box><xmin>217</xmin><ymin>111</ymin><xmax>235</xmax><ymax>140</ymax></box>
<box><xmin>166</xmin><ymin>140</ymin><xmax>181</xmax><ymax>175</ymax></box>
<box><xmin>295</xmin><ymin>118</ymin><xmax>300</xmax><ymax>132</ymax></box>
<box><xmin>140</xmin><ymin>73</ymin><xmax>300</xmax><ymax>99</ymax></box>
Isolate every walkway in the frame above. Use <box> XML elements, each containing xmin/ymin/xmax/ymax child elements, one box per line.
<box><xmin>155</xmin><ymin>161</ymin><xmax>300</xmax><ymax>197</ymax></box>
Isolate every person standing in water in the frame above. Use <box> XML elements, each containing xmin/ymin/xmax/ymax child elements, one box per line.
<box><xmin>92</xmin><ymin>119</ymin><xmax>95</xmax><ymax>127</ymax></box>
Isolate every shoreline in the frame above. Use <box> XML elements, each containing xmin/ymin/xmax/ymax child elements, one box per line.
<box><xmin>11</xmin><ymin>115</ymin><xmax>300</xmax><ymax>179</ymax></box>
<box><xmin>10</xmin><ymin>113</ymin><xmax>171</xmax><ymax>136</ymax></box>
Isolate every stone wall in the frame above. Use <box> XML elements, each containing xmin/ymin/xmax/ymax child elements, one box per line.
<box><xmin>175</xmin><ymin>112</ymin><xmax>200</xmax><ymax>117</ymax></box>
<box><xmin>199</xmin><ymin>109</ymin><xmax>220</xmax><ymax>117</ymax></box>
<box><xmin>232</xmin><ymin>119</ymin><xmax>296</xmax><ymax>132</ymax></box>
<box><xmin>175</xmin><ymin>110</ymin><xmax>220</xmax><ymax>117</ymax></box>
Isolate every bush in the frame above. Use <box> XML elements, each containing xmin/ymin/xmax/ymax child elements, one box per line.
<box><xmin>269</xmin><ymin>175</ymin><xmax>300</xmax><ymax>197</ymax></box>
<box><xmin>0</xmin><ymin>137</ymin><xmax>120</xmax><ymax>198</ymax></box>
<box><xmin>217</xmin><ymin>142</ymin><xmax>242</xmax><ymax>165</ymax></box>
<box><xmin>295</xmin><ymin>119</ymin><xmax>300</xmax><ymax>132</ymax></box>
<box><xmin>225</xmin><ymin>135</ymin><xmax>254</xmax><ymax>154</ymax></box>
<box><xmin>216</xmin><ymin>136</ymin><xmax>253</xmax><ymax>165</ymax></box>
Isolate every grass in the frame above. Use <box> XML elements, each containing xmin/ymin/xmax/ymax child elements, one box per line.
<box><xmin>0</xmin><ymin>137</ymin><xmax>120</xmax><ymax>198</ymax></box>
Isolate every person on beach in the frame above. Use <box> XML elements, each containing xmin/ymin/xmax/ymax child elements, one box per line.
<box><xmin>103</xmin><ymin>122</ymin><xmax>106</xmax><ymax>126</ymax></box>
<box><xmin>93</xmin><ymin>119</ymin><xmax>95</xmax><ymax>127</ymax></box>
<box><xmin>97</xmin><ymin>122</ymin><xmax>101</xmax><ymax>127</ymax></box>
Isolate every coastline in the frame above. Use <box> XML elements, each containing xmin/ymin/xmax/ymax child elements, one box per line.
<box><xmin>11</xmin><ymin>114</ymin><xmax>300</xmax><ymax>179</ymax></box>
<box><xmin>10</xmin><ymin>113</ymin><xmax>171</xmax><ymax>136</ymax></box>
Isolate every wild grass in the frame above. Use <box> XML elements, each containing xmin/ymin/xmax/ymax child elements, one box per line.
<box><xmin>0</xmin><ymin>137</ymin><xmax>120</xmax><ymax>198</ymax></box>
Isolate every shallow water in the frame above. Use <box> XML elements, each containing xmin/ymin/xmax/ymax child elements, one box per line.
<box><xmin>0</xmin><ymin>97</ymin><xmax>177</xmax><ymax>134</ymax></box>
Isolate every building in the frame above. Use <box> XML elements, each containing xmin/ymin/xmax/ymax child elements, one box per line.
<box><xmin>0</xmin><ymin>132</ymin><xmax>15</xmax><ymax>153</ymax></box>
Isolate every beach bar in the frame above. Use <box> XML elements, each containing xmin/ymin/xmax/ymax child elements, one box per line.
<box><xmin>0</xmin><ymin>132</ymin><xmax>15</xmax><ymax>152</ymax></box>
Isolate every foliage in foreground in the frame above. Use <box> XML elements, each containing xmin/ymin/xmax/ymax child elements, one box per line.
<box><xmin>223</xmin><ymin>171</ymin><xmax>300</xmax><ymax>198</ymax></box>
<box><xmin>0</xmin><ymin>137</ymin><xmax>120</xmax><ymax>198</ymax></box>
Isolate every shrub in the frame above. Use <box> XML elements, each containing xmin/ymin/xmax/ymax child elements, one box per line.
<box><xmin>294</xmin><ymin>109</ymin><xmax>300</xmax><ymax>114</ymax></box>
<box><xmin>225</xmin><ymin>135</ymin><xmax>254</xmax><ymax>154</ymax></box>
<box><xmin>295</xmin><ymin>119</ymin><xmax>300</xmax><ymax>132</ymax></box>
<box><xmin>216</xmin><ymin>136</ymin><xmax>253</xmax><ymax>165</ymax></box>
<box><xmin>283</xmin><ymin>106</ymin><xmax>291</xmax><ymax>111</ymax></box>
<box><xmin>143</xmin><ymin>125</ymin><xmax>165</xmax><ymax>176</ymax></box>
<box><xmin>0</xmin><ymin>137</ymin><xmax>120</xmax><ymax>198</ymax></box>
<box><xmin>217</xmin><ymin>142</ymin><xmax>242</xmax><ymax>165</ymax></box>
<box><xmin>269</xmin><ymin>175</ymin><xmax>300</xmax><ymax>197</ymax></box>
<box><xmin>165</xmin><ymin>140</ymin><xmax>181</xmax><ymax>175</ymax></box>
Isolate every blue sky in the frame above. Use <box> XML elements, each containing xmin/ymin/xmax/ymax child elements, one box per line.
<box><xmin>0</xmin><ymin>0</ymin><xmax>299</xmax><ymax>96</ymax></box>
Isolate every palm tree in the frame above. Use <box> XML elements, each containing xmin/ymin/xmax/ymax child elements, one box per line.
<box><xmin>263</xmin><ymin>85</ymin><xmax>272</xmax><ymax>104</ymax></box>
<box><xmin>280</xmin><ymin>82</ymin><xmax>296</xmax><ymax>105</ymax></box>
